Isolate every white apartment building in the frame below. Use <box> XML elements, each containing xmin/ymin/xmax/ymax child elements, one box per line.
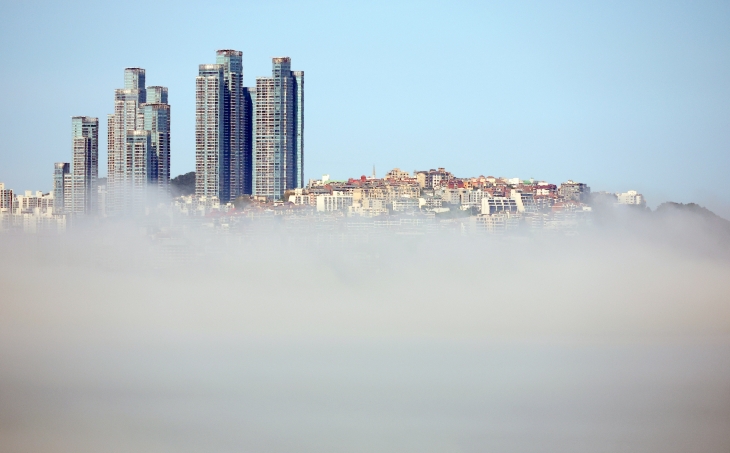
<box><xmin>440</xmin><ymin>188</ymin><xmax>464</xmax><ymax>205</ymax></box>
<box><xmin>288</xmin><ymin>188</ymin><xmax>316</xmax><ymax>205</ymax></box>
<box><xmin>460</xmin><ymin>189</ymin><xmax>484</xmax><ymax>208</ymax></box>
<box><xmin>481</xmin><ymin>196</ymin><xmax>518</xmax><ymax>215</ymax></box>
<box><xmin>510</xmin><ymin>190</ymin><xmax>537</xmax><ymax>213</ymax></box>
<box><xmin>174</xmin><ymin>195</ymin><xmax>222</xmax><ymax>216</ymax></box>
<box><xmin>316</xmin><ymin>192</ymin><xmax>353</xmax><ymax>212</ymax></box>
<box><xmin>349</xmin><ymin>198</ymin><xmax>388</xmax><ymax>217</ymax></box>
<box><xmin>15</xmin><ymin>191</ymin><xmax>54</xmax><ymax>215</ymax></box>
<box><xmin>392</xmin><ymin>197</ymin><xmax>419</xmax><ymax>212</ymax></box>
<box><xmin>419</xmin><ymin>196</ymin><xmax>442</xmax><ymax>210</ymax></box>
<box><xmin>473</xmin><ymin>212</ymin><xmax>519</xmax><ymax>234</ymax></box>
<box><xmin>20</xmin><ymin>211</ymin><xmax>66</xmax><ymax>234</ymax></box>
<box><xmin>616</xmin><ymin>190</ymin><xmax>645</xmax><ymax>206</ymax></box>
<box><xmin>0</xmin><ymin>184</ymin><xmax>66</xmax><ymax>234</ymax></box>
<box><xmin>0</xmin><ymin>183</ymin><xmax>13</xmax><ymax>213</ymax></box>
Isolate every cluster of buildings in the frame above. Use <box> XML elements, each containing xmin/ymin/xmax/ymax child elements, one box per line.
<box><xmin>165</xmin><ymin>167</ymin><xmax>645</xmax><ymax>236</ymax></box>
<box><xmin>0</xmin><ymin>49</ymin><xmax>649</xmax><ymax>236</ymax></box>
<box><xmin>0</xmin><ymin>184</ymin><xmax>65</xmax><ymax>233</ymax></box>
<box><xmin>0</xmin><ymin>49</ymin><xmax>305</xmax><ymax>232</ymax></box>
<box><xmin>196</xmin><ymin>51</ymin><xmax>303</xmax><ymax>202</ymax></box>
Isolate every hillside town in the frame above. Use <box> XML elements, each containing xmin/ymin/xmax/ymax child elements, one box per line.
<box><xmin>0</xmin><ymin>167</ymin><xmax>646</xmax><ymax>236</ymax></box>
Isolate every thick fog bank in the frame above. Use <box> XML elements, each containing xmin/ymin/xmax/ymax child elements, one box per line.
<box><xmin>1</xmin><ymin>206</ymin><xmax>729</xmax><ymax>452</ymax></box>
<box><xmin>1</xmin><ymin>337</ymin><xmax>728</xmax><ymax>453</ymax></box>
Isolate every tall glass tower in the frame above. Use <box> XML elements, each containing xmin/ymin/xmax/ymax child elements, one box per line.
<box><xmin>195</xmin><ymin>63</ymin><xmax>224</xmax><ymax>200</ymax></box>
<box><xmin>143</xmin><ymin>101</ymin><xmax>171</xmax><ymax>197</ymax></box>
<box><xmin>216</xmin><ymin>50</ymin><xmax>246</xmax><ymax>200</ymax></box>
<box><xmin>70</xmin><ymin>116</ymin><xmax>98</xmax><ymax>215</ymax></box>
<box><xmin>126</xmin><ymin>130</ymin><xmax>153</xmax><ymax>209</ymax></box>
<box><xmin>107</xmin><ymin>68</ymin><xmax>170</xmax><ymax>214</ymax></box>
<box><xmin>195</xmin><ymin>50</ymin><xmax>252</xmax><ymax>202</ymax></box>
<box><xmin>292</xmin><ymin>71</ymin><xmax>304</xmax><ymax>189</ymax></box>
<box><xmin>254</xmin><ymin>57</ymin><xmax>304</xmax><ymax>200</ymax></box>
<box><xmin>53</xmin><ymin>162</ymin><xmax>70</xmax><ymax>215</ymax></box>
<box><xmin>242</xmin><ymin>86</ymin><xmax>256</xmax><ymax>195</ymax></box>
<box><xmin>108</xmin><ymin>68</ymin><xmax>146</xmax><ymax>214</ymax></box>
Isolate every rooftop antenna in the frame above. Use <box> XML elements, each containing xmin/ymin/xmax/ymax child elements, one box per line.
<box><xmin>372</xmin><ymin>165</ymin><xmax>376</xmax><ymax>179</ymax></box>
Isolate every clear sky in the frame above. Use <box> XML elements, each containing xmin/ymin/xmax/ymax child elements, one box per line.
<box><xmin>0</xmin><ymin>0</ymin><xmax>728</xmax><ymax>213</ymax></box>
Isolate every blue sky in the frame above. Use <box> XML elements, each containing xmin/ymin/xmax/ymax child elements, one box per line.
<box><xmin>1</xmin><ymin>0</ymin><xmax>728</xmax><ymax>212</ymax></box>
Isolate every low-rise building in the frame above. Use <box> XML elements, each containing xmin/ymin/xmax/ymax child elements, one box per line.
<box><xmin>558</xmin><ymin>180</ymin><xmax>591</xmax><ymax>202</ymax></box>
<box><xmin>473</xmin><ymin>212</ymin><xmax>519</xmax><ymax>234</ymax></box>
<box><xmin>419</xmin><ymin>196</ymin><xmax>443</xmax><ymax>211</ymax></box>
<box><xmin>15</xmin><ymin>191</ymin><xmax>54</xmax><ymax>214</ymax></box>
<box><xmin>511</xmin><ymin>190</ymin><xmax>537</xmax><ymax>213</ymax></box>
<box><xmin>481</xmin><ymin>196</ymin><xmax>518</xmax><ymax>215</ymax></box>
<box><xmin>316</xmin><ymin>192</ymin><xmax>353</xmax><ymax>212</ymax></box>
<box><xmin>440</xmin><ymin>188</ymin><xmax>464</xmax><ymax>205</ymax></box>
<box><xmin>349</xmin><ymin>197</ymin><xmax>388</xmax><ymax>217</ymax></box>
<box><xmin>616</xmin><ymin>190</ymin><xmax>645</xmax><ymax>206</ymax></box>
<box><xmin>174</xmin><ymin>195</ymin><xmax>222</xmax><ymax>216</ymax></box>
<box><xmin>392</xmin><ymin>197</ymin><xmax>419</xmax><ymax>212</ymax></box>
<box><xmin>385</xmin><ymin>168</ymin><xmax>411</xmax><ymax>180</ymax></box>
<box><xmin>460</xmin><ymin>189</ymin><xmax>484</xmax><ymax>208</ymax></box>
<box><xmin>415</xmin><ymin>168</ymin><xmax>453</xmax><ymax>189</ymax></box>
<box><xmin>289</xmin><ymin>188</ymin><xmax>316</xmax><ymax>205</ymax></box>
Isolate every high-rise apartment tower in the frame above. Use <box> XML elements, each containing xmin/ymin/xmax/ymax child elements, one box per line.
<box><xmin>53</xmin><ymin>162</ymin><xmax>70</xmax><ymax>215</ymax></box>
<box><xmin>107</xmin><ymin>68</ymin><xmax>170</xmax><ymax>214</ymax></box>
<box><xmin>195</xmin><ymin>50</ymin><xmax>252</xmax><ymax>202</ymax></box>
<box><xmin>254</xmin><ymin>57</ymin><xmax>304</xmax><ymax>200</ymax></box>
<box><xmin>69</xmin><ymin>116</ymin><xmax>98</xmax><ymax>215</ymax></box>
<box><xmin>195</xmin><ymin>51</ymin><xmax>304</xmax><ymax>202</ymax></box>
<box><xmin>195</xmin><ymin>63</ymin><xmax>224</xmax><ymax>200</ymax></box>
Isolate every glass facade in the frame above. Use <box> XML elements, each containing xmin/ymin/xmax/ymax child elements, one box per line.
<box><xmin>195</xmin><ymin>64</ymin><xmax>224</xmax><ymax>200</ymax></box>
<box><xmin>70</xmin><ymin>116</ymin><xmax>98</xmax><ymax>215</ymax></box>
<box><xmin>147</xmin><ymin>86</ymin><xmax>168</xmax><ymax>104</ymax></box>
<box><xmin>292</xmin><ymin>71</ymin><xmax>304</xmax><ymax>189</ymax></box>
<box><xmin>194</xmin><ymin>50</ymin><xmax>253</xmax><ymax>202</ymax></box>
<box><xmin>125</xmin><ymin>130</ymin><xmax>153</xmax><ymax>210</ymax></box>
<box><xmin>108</xmin><ymin>68</ymin><xmax>170</xmax><ymax>214</ymax></box>
<box><xmin>242</xmin><ymin>86</ymin><xmax>255</xmax><ymax>195</ymax></box>
<box><xmin>143</xmin><ymin>103</ymin><xmax>171</xmax><ymax>197</ymax></box>
<box><xmin>216</xmin><ymin>50</ymin><xmax>244</xmax><ymax>201</ymax></box>
<box><xmin>195</xmin><ymin>52</ymin><xmax>303</xmax><ymax>202</ymax></box>
<box><xmin>254</xmin><ymin>57</ymin><xmax>303</xmax><ymax>199</ymax></box>
<box><xmin>53</xmin><ymin>162</ymin><xmax>70</xmax><ymax>215</ymax></box>
<box><xmin>108</xmin><ymin>68</ymin><xmax>146</xmax><ymax>214</ymax></box>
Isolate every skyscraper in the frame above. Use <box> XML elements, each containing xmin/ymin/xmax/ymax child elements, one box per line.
<box><xmin>108</xmin><ymin>68</ymin><xmax>146</xmax><ymax>214</ymax></box>
<box><xmin>242</xmin><ymin>86</ymin><xmax>256</xmax><ymax>196</ymax></box>
<box><xmin>292</xmin><ymin>71</ymin><xmax>304</xmax><ymax>190</ymax></box>
<box><xmin>254</xmin><ymin>57</ymin><xmax>304</xmax><ymax>200</ymax></box>
<box><xmin>217</xmin><ymin>50</ymin><xmax>245</xmax><ymax>200</ymax></box>
<box><xmin>107</xmin><ymin>68</ymin><xmax>170</xmax><ymax>214</ymax></box>
<box><xmin>53</xmin><ymin>162</ymin><xmax>69</xmax><ymax>215</ymax></box>
<box><xmin>126</xmin><ymin>130</ymin><xmax>152</xmax><ymax>208</ymax></box>
<box><xmin>195</xmin><ymin>63</ymin><xmax>224</xmax><ymax>200</ymax></box>
<box><xmin>69</xmin><ymin>116</ymin><xmax>98</xmax><ymax>215</ymax></box>
<box><xmin>195</xmin><ymin>50</ymin><xmax>251</xmax><ymax>202</ymax></box>
<box><xmin>143</xmin><ymin>101</ymin><xmax>171</xmax><ymax>196</ymax></box>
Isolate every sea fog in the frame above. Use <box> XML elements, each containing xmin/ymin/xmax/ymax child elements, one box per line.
<box><xmin>1</xmin><ymin>206</ymin><xmax>729</xmax><ymax>452</ymax></box>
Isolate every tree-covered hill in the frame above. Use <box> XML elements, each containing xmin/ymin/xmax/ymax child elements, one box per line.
<box><xmin>171</xmin><ymin>172</ymin><xmax>195</xmax><ymax>197</ymax></box>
